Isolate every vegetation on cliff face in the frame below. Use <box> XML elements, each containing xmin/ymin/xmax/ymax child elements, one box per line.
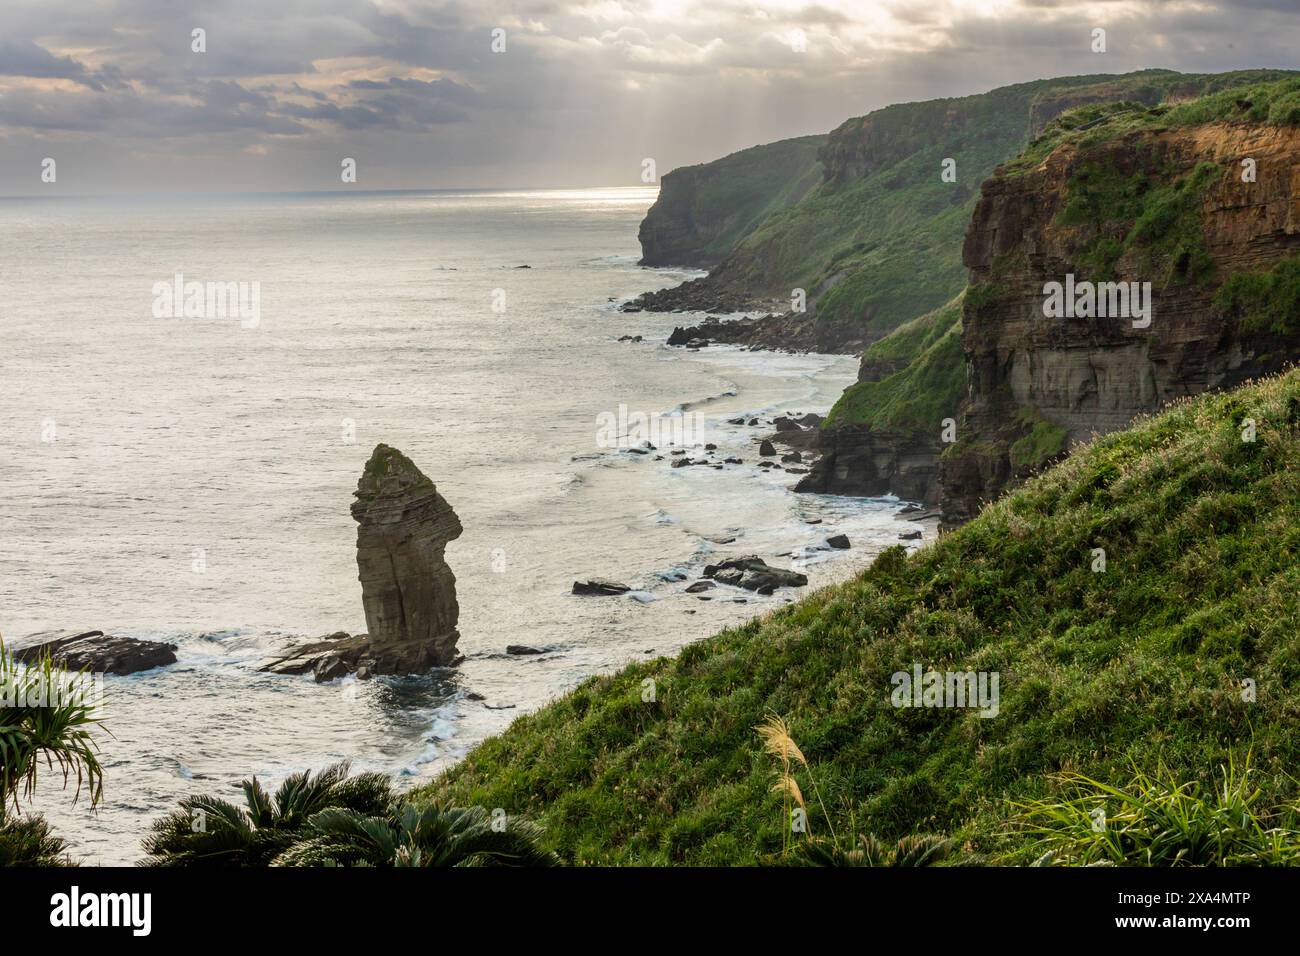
<box><xmin>637</xmin><ymin>70</ymin><xmax>1295</xmax><ymax>353</ymax></box>
<box><xmin>1215</xmin><ymin>255</ymin><xmax>1300</xmax><ymax>336</ymax></box>
<box><xmin>1005</xmin><ymin>71</ymin><xmax>1300</xmax><ymax>174</ymax></box>
<box><xmin>637</xmin><ymin>135</ymin><xmax>825</xmax><ymax>267</ymax></box>
<box><xmin>824</xmin><ymin>293</ymin><xmax>964</xmax><ymax>432</ymax></box>
<box><xmin>419</xmin><ymin>369</ymin><xmax>1300</xmax><ymax>865</ymax></box>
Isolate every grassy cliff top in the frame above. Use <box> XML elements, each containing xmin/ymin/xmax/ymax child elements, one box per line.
<box><xmin>1004</xmin><ymin>72</ymin><xmax>1300</xmax><ymax>175</ymax></box>
<box><xmin>419</xmin><ymin>368</ymin><xmax>1300</xmax><ymax>865</ymax></box>
<box><xmin>824</xmin><ymin>293</ymin><xmax>964</xmax><ymax>432</ymax></box>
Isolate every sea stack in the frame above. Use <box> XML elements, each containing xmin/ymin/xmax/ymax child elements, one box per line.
<box><xmin>352</xmin><ymin>443</ymin><xmax>463</xmax><ymax>670</ymax></box>
<box><xmin>259</xmin><ymin>444</ymin><xmax>463</xmax><ymax>681</ymax></box>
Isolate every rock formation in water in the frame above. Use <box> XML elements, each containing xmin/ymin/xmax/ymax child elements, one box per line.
<box><xmin>13</xmin><ymin>630</ymin><xmax>177</xmax><ymax>676</ymax></box>
<box><xmin>261</xmin><ymin>444</ymin><xmax>463</xmax><ymax>681</ymax></box>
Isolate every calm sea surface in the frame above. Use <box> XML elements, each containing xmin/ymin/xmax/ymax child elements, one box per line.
<box><xmin>0</xmin><ymin>188</ymin><xmax>927</xmax><ymax>862</ymax></box>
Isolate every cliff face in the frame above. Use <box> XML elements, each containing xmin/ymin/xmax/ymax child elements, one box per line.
<box><xmin>637</xmin><ymin>135</ymin><xmax>824</xmax><ymax>267</ymax></box>
<box><xmin>940</xmin><ymin>119</ymin><xmax>1300</xmax><ymax>522</ymax></box>
<box><xmin>631</xmin><ymin>71</ymin><xmax>1290</xmax><ymax>354</ymax></box>
<box><xmin>797</xmin><ymin>295</ymin><xmax>963</xmax><ymax>499</ymax></box>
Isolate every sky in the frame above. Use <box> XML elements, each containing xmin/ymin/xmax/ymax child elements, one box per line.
<box><xmin>0</xmin><ymin>0</ymin><xmax>1297</xmax><ymax>194</ymax></box>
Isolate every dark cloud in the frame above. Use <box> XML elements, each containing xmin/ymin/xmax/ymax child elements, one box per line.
<box><xmin>0</xmin><ymin>0</ymin><xmax>1297</xmax><ymax>193</ymax></box>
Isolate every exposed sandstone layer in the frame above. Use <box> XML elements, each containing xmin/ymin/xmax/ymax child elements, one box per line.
<box><xmin>940</xmin><ymin>121</ymin><xmax>1300</xmax><ymax>523</ymax></box>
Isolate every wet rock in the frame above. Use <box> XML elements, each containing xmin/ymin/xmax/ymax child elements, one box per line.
<box><xmin>506</xmin><ymin>645</ymin><xmax>546</xmax><ymax>655</ymax></box>
<box><xmin>759</xmin><ymin>439</ymin><xmax>777</xmax><ymax>456</ymax></box>
<box><xmin>13</xmin><ymin>630</ymin><xmax>177</xmax><ymax>676</ymax></box>
<box><xmin>572</xmin><ymin>579</ymin><xmax>632</xmax><ymax>596</ymax></box>
<box><xmin>899</xmin><ymin>530</ymin><xmax>923</xmax><ymax>540</ymax></box>
<box><xmin>685</xmin><ymin>580</ymin><xmax>715</xmax><ymax>593</ymax></box>
<box><xmin>703</xmin><ymin>556</ymin><xmax>808</xmax><ymax>592</ymax></box>
<box><xmin>781</xmin><ymin>451</ymin><xmax>802</xmax><ymax>463</ymax></box>
<box><xmin>826</xmin><ymin>534</ymin><xmax>851</xmax><ymax>549</ymax></box>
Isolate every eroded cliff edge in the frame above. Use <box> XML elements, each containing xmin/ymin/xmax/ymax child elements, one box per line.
<box><xmin>941</xmin><ymin>102</ymin><xmax>1300</xmax><ymax>522</ymax></box>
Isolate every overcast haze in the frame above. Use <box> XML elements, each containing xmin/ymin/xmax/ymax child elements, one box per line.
<box><xmin>1</xmin><ymin>0</ymin><xmax>1296</xmax><ymax>194</ymax></box>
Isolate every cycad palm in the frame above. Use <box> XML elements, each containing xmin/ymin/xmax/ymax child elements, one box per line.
<box><xmin>787</xmin><ymin>833</ymin><xmax>954</xmax><ymax>867</ymax></box>
<box><xmin>274</xmin><ymin>803</ymin><xmax>559</xmax><ymax>867</ymax></box>
<box><xmin>141</xmin><ymin>761</ymin><xmax>396</xmax><ymax>866</ymax></box>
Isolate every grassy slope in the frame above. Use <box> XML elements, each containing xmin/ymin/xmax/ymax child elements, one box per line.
<box><xmin>421</xmin><ymin>369</ymin><xmax>1300</xmax><ymax>865</ymax></box>
<box><xmin>824</xmin><ymin>293</ymin><xmax>964</xmax><ymax>432</ymax></box>
<box><xmin>641</xmin><ymin>135</ymin><xmax>825</xmax><ymax>264</ymax></box>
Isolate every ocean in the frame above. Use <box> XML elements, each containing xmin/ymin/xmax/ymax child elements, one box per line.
<box><xmin>0</xmin><ymin>187</ymin><xmax>928</xmax><ymax>863</ymax></box>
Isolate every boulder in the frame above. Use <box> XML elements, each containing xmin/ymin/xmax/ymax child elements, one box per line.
<box><xmin>826</xmin><ymin>534</ymin><xmax>851</xmax><ymax>549</ymax></box>
<box><xmin>572</xmin><ymin>579</ymin><xmax>631</xmax><ymax>596</ymax></box>
<box><xmin>899</xmin><ymin>530</ymin><xmax>923</xmax><ymax>540</ymax></box>
<box><xmin>759</xmin><ymin>439</ymin><xmax>777</xmax><ymax>457</ymax></box>
<box><xmin>13</xmin><ymin>630</ymin><xmax>177</xmax><ymax>676</ymax></box>
<box><xmin>703</xmin><ymin>556</ymin><xmax>808</xmax><ymax>592</ymax></box>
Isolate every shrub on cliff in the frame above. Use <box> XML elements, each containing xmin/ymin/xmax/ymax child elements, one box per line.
<box><xmin>421</xmin><ymin>367</ymin><xmax>1300</xmax><ymax>865</ymax></box>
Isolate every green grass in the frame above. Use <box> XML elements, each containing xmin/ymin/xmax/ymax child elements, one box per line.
<box><xmin>419</xmin><ymin>368</ymin><xmax>1300</xmax><ymax>865</ymax></box>
<box><xmin>1010</xmin><ymin>419</ymin><xmax>1070</xmax><ymax>469</ymax></box>
<box><xmin>686</xmin><ymin>72</ymin><xmax>1281</xmax><ymax>343</ymax></box>
<box><xmin>1055</xmin><ymin>158</ymin><xmax>1221</xmax><ymax>285</ymax></box>
<box><xmin>1004</xmin><ymin>71</ymin><xmax>1300</xmax><ymax>175</ymax></box>
<box><xmin>641</xmin><ymin>135</ymin><xmax>826</xmax><ymax>265</ymax></box>
<box><xmin>825</xmin><ymin>293</ymin><xmax>964</xmax><ymax>431</ymax></box>
<box><xmin>1012</xmin><ymin>757</ymin><xmax>1300</xmax><ymax>866</ymax></box>
<box><xmin>1214</xmin><ymin>255</ymin><xmax>1300</xmax><ymax>336</ymax></box>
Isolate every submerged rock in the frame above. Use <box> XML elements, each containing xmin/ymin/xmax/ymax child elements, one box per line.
<box><xmin>13</xmin><ymin>630</ymin><xmax>177</xmax><ymax>676</ymax></box>
<box><xmin>261</xmin><ymin>444</ymin><xmax>464</xmax><ymax>681</ymax></box>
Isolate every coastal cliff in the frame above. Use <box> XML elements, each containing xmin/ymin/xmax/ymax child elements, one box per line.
<box><xmin>630</xmin><ymin>70</ymin><xmax>1294</xmax><ymax>356</ymax></box>
<box><xmin>638</xmin><ymin>135</ymin><xmax>824</xmax><ymax>268</ymax></box>
<box><xmin>941</xmin><ymin>81</ymin><xmax>1300</xmax><ymax>522</ymax></box>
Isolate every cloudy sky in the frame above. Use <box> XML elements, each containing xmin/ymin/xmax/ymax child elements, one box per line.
<box><xmin>0</xmin><ymin>0</ymin><xmax>1296</xmax><ymax>194</ymax></box>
